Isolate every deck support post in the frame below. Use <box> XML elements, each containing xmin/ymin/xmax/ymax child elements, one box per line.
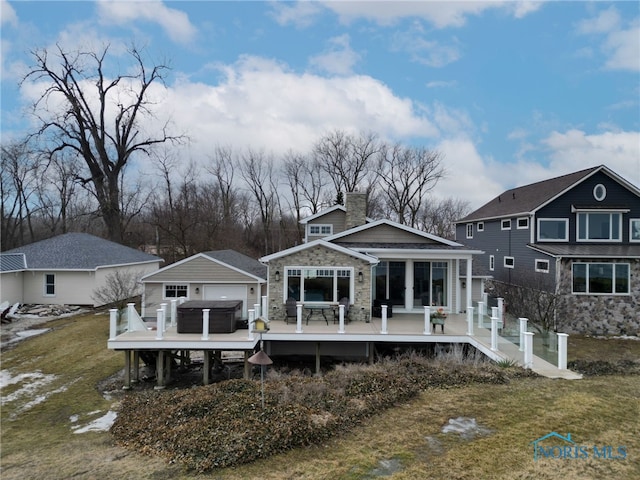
<box><xmin>381</xmin><ymin>305</ymin><xmax>388</xmax><ymax>334</ymax></box>
<box><xmin>203</xmin><ymin>350</ymin><xmax>210</xmax><ymax>385</ymax></box>
<box><xmin>244</xmin><ymin>351</ymin><xmax>251</xmax><ymax>379</ymax></box>
<box><xmin>519</xmin><ymin>318</ymin><xmax>528</xmax><ymax>351</ymax></box>
<box><xmin>477</xmin><ymin>301</ymin><xmax>484</xmax><ymax>328</ymax></box>
<box><xmin>133</xmin><ymin>350</ymin><xmax>140</xmax><ymax>383</ymax></box>
<box><xmin>170</xmin><ymin>299</ymin><xmax>178</xmax><ymax>327</ymax></box>
<box><xmin>248</xmin><ymin>309</ymin><xmax>255</xmax><ymax>340</ymax></box>
<box><xmin>155</xmin><ymin>308</ymin><xmax>164</xmax><ymax>340</ymax></box>
<box><xmin>123</xmin><ymin>350</ymin><xmax>131</xmax><ymax>390</ymax></box>
<box><xmin>201</xmin><ymin>309</ymin><xmax>210</xmax><ymax>341</ymax></box>
<box><xmin>466</xmin><ymin>306</ymin><xmax>474</xmax><ymax>336</ymax></box>
<box><xmin>557</xmin><ymin>333</ymin><xmax>568</xmax><ymax>370</ymax></box>
<box><xmin>161</xmin><ymin>303</ymin><xmax>168</xmax><ymax>332</ymax></box>
<box><xmin>155</xmin><ymin>350</ymin><xmax>165</xmax><ymax>389</ymax></box>
<box><xmin>524</xmin><ymin>332</ymin><xmax>534</xmax><ymax>369</ymax></box>
<box><xmin>368</xmin><ymin>342</ymin><xmax>374</xmax><ymax>364</ymax></box>
<box><xmin>337</xmin><ymin>304</ymin><xmax>345</xmax><ymax>334</ymax></box>
<box><xmin>315</xmin><ymin>342</ymin><xmax>321</xmax><ymax>375</ymax></box>
<box><xmin>490</xmin><ymin>315</ymin><xmax>499</xmax><ymax>351</ymax></box>
<box><xmin>296</xmin><ymin>304</ymin><xmax>303</xmax><ymax>333</ymax></box>
<box><xmin>423</xmin><ymin>306</ymin><xmax>431</xmax><ymax>335</ymax></box>
<box><xmin>109</xmin><ymin>308</ymin><xmax>118</xmax><ymax>340</ymax></box>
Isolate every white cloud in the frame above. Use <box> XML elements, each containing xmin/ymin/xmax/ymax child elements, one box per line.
<box><xmin>309</xmin><ymin>34</ymin><xmax>361</xmax><ymax>75</ymax></box>
<box><xmin>425</xmin><ymin>80</ymin><xmax>457</xmax><ymax>88</ymax></box>
<box><xmin>1</xmin><ymin>0</ymin><xmax>17</xmax><ymax>27</ymax></box>
<box><xmin>146</xmin><ymin>55</ymin><xmax>439</xmax><ymax>165</ymax></box>
<box><xmin>542</xmin><ymin>129</ymin><xmax>640</xmax><ymax>187</ymax></box>
<box><xmin>392</xmin><ymin>22</ymin><xmax>461</xmax><ymax>68</ymax></box>
<box><xmin>576</xmin><ymin>6</ymin><xmax>620</xmax><ymax>34</ymax></box>
<box><xmin>269</xmin><ymin>1</ymin><xmax>324</xmax><ymax>28</ymax></box>
<box><xmin>96</xmin><ymin>0</ymin><xmax>197</xmax><ymax>45</ymax></box>
<box><xmin>576</xmin><ymin>8</ymin><xmax>640</xmax><ymax>72</ymax></box>
<box><xmin>321</xmin><ymin>1</ymin><xmax>541</xmax><ymax>28</ymax></box>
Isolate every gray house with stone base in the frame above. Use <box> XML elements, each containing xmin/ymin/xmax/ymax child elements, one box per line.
<box><xmin>454</xmin><ymin>165</ymin><xmax>640</xmax><ymax>335</ymax></box>
<box><xmin>261</xmin><ymin>193</ymin><xmax>483</xmax><ymax>323</ymax></box>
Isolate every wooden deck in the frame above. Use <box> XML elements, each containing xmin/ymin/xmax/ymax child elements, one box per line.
<box><xmin>108</xmin><ymin>310</ymin><xmax>580</xmax><ymax>386</ymax></box>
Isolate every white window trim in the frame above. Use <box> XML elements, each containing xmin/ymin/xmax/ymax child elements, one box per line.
<box><xmin>466</xmin><ymin>223</ymin><xmax>473</xmax><ymax>239</ymax></box>
<box><xmin>284</xmin><ymin>266</ymin><xmax>354</xmax><ymax>304</ymax></box>
<box><xmin>308</xmin><ymin>224</ymin><xmax>333</xmax><ymax>236</ymax></box>
<box><xmin>44</xmin><ymin>273</ymin><xmax>56</xmax><ymax>297</ymax></box>
<box><xmin>501</xmin><ymin>219</ymin><xmax>511</xmax><ymax>230</ymax></box>
<box><xmin>629</xmin><ymin>219</ymin><xmax>640</xmax><ymax>243</ymax></box>
<box><xmin>535</xmin><ymin>259</ymin><xmax>549</xmax><ymax>273</ymax></box>
<box><xmin>504</xmin><ymin>256</ymin><xmax>515</xmax><ymax>269</ymax></box>
<box><xmin>537</xmin><ymin>218</ymin><xmax>569</xmax><ymax>242</ymax></box>
<box><xmin>517</xmin><ymin>217</ymin><xmax>529</xmax><ymax>229</ymax></box>
<box><xmin>576</xmin><ymin>211</ymin><xmax>623</xmax><ymax>243</ymax></box>
<box><xmin>489</xmin><ymin>255</ymin><xmax>495</xmax><ymax>271</ymax></box>
<box><xmin>571</xmin><ymin>262</ymin><xmax>630</xmax><ymax>296</ymax></box>
<box><xmin>477</xmin><ymin>222</ymin><xmax>484</xmax><ymax>232</ymax></box>
<box><xmin>593</xmin><ymin>184</ymin><xmax>606</xmax><ymax>201</ymax></box>
<box><xmin>163</xmin><ymin>283</ymin><xmax>189</xmax><ymax>300</ymax></box>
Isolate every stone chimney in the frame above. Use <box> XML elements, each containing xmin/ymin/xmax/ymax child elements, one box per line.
<box><xmin>345</xmin><ymin>192</ymin><xmax>367</xmax><ymax>230</ymax></box>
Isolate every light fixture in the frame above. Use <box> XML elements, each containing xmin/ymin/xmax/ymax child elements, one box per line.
<box><xmin>195</xmin><ymin>287</ymin><xmax>200</xmax><ymax>294</ymax></box>
<box><xmin>461</xmin><ymin>281</ymin><xmax>466</xmax><ymax>289</ymax></box>
<box><xmin>358</xmin><ymin>271</ymin><xmax>364</xmax><ymax>283</ymax></box>
<box><xmin>250</xmin><ymin>287</ymin><xmax>255</xmax><ymax>294</ymax></box>
<box><xmin>275</xmin><ymin>271</ymin><xmax>280</xmax><ymax>282</ymax></box>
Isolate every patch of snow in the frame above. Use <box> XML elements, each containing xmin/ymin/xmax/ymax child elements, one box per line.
<box><xmin>15</xmin><ymin>329</ymin><xmax>50</xmax><ymax>338</ymax></box>
<box><xmin>72</xmin><ymin>410</ymin><xmax>118</xmax><ymax>433</ymax></box>
<box><xmin>442</xmin><ymin>417</ymin><xmax>493</xmax><ymax>440</ymax></box>
<box><xmin>69</xmin><ymin>414</ymin><xmax>79</xmax><ymax>423</ymax></box>
<box><xmin>589</xmin><ymin>335</ymin><xmax>639</xmax><ymax>341</ymax></box>
<box><xmin>0</xmin><ymin>371</ymin><xmax>57</xmax><ymax>404</ymax></box>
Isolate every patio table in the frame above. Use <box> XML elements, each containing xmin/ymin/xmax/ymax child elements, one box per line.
<box><xmin>304</xmin><ymin>305</ymin><xmax>334</xmax><ymax>325</ymax></box>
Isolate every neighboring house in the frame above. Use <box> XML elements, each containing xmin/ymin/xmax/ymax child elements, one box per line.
<box><xmin>140</xmin><ymin>250</ymin><xmax>267</xmax><ymax>319</ymax></box>
<box><xmin>261</xmin><ymin>193</ymin><xmax>483</xmax><ymax>323</ymax></box>
<box><xmin>0</xmin><ymin>233</ymin><xmax>162</xmax><ymax>307</ymax></box>
<box><xmin>454</xmin><ymin>165</ymin><xmax>640</xmax><ymax>334</ymax></box>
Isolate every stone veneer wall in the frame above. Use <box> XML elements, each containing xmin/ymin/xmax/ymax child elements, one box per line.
<box><xmin>345</xmin><ymin>192</ymin><xmax>367</xmax><ymax>230</ymax></box>
<box><xmin>267</xmin><ymin>245</ymin><xmax>372</xmax><ymax>323</ymax></box>
<box><xmin>556</xmin><ymin>258</ymin><xmax>640</xmax><ymax>335</ymax></box>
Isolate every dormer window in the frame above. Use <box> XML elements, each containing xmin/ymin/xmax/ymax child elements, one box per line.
<box><xmin>309</xmin><ymin>225</ymin><xmax>332</xmax><ymax>236</ymax></box>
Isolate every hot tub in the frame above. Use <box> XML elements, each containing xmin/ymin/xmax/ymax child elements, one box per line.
<box><xmin>177</xmin><ymin>300</ymin><xmax>242</xmax><ymax>334</ymax></box>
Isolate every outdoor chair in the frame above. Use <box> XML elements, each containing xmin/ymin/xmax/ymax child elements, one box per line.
<box><xmin>334</xmin><ymin>297</ymin><xmax>350</xmax><ymax>324</ymax></box>
<box><xmin>284</xmin><ymin>297</ymin><xmax>297</xmax><ymax>324</ymax></box>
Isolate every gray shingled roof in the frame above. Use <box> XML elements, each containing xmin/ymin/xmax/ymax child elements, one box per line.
<box><xmin>458</xmin><ymin>166</ymin><xmax>602</xmax><ymax>222</ymax></box>
<box><xmin>529</xmin><ymin>244</ymin><xmax>640</xmax><ymax>258</ymax></box>
<box><xmin>202</xmin><ymin>250</ymin><xmax>267</xmax><ymax>279</ymax></box>
<box><xmin>0</xmin><ymin>253</ymin><xmax>27</xmax><ymax>272</ymax></box>
<box><xmin>2</xmin><ymin>233</ymin><xmax>162</xmax><ymax>270</ymax></box>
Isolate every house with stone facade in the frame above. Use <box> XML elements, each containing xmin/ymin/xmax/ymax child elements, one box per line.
<box><xmin>454</xmin><ymin>165</ymin><xmax>640</xmax><ymax>334</ymax></box>
<box><xmin>261</xmin><ymin>193</ymin><xmax>483</xmax><ymax>324</ymax></box>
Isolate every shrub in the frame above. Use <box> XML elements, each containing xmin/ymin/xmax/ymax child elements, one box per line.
<box><xmin>111</xmin><ymin>356</ymin><xmax>534</xmax><ymax>472</ymax></box>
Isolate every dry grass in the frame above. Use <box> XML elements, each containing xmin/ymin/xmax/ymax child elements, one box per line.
<box><xmin>1</xmin><ymin>314</ymin><xmax>639</xmax><ymax>479</ymax></box>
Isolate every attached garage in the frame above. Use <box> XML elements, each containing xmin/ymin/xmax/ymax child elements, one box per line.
<box><xmin>203</xmin><ymin>285</ymin><xmax>248</xmax><ymax>316</ymax></box>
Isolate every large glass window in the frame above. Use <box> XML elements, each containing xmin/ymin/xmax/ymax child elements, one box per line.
<box><xmin>431</xmin><ymin>262</ymin><xmax>448</xmax><ymax>306</ymax></box>
<box><xmin>538</xmin><ymin>219</ymin><xmax>568</xmax><ymax>241</ymax></box>
<box><xmin>285</xmin><ymin>267</ymin><xmax>351</xmax><ymax>303</ymax></box>
<box><xmin>373</xmin><ymin>261</ymin><xmax>406</xmax><ymax>306</ymax></box>
<box><xmin>572</xmin><ymin>263</ymin><xmax>629</xmax><ymax>294</ymax></box>
<box><xmin>577</xmin><ymin>212</ymin><xmax>621</xmax><ymax>241</ymax></box>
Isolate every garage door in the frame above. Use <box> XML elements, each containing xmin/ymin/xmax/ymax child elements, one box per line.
<box><xmin>203</xmin><ymin>285</ymin><xmax>247</xmax><ymax>316</ymax></box>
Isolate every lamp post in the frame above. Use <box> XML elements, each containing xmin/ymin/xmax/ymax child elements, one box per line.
<box><xmin>248</xmin><ymin>317</ymin><xmax>272</xmax><ymax>408</ymax></box>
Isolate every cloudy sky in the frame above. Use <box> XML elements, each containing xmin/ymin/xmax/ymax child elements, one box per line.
<box><xmin>1</xmin><ymin>0</ymin><xmax>639</xmax><ymax>207</ymax></box>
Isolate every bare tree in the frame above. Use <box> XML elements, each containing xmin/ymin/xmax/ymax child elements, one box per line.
<box><xmin>239</xmin><ymin>149</ymin><xmax>280</xmax><ymax>254</ymax></box>
<box><xmin>92</xmin><ymin>269</ymin><xmax>145</xmax><ymax>312</ymax></box>
<box><xmin>0</xmin><ymin>140</ymin><xmax>41</xmax><ymax>249</ymax></box>
<box><xmin>377</xmin><ymin>143</ymin><xmax>445</xmax><ymax>227</ymax></box>
<box><xmin>314</xmin><ymin>130</ymin><xmax>380</xmax><ymax>196</ymax></box>
<box><xmin>488</xmin><ymin>273</ymin><xmax>560</xmax><ymax>336</ymax></box>
<box><xmin>418</xmin><ymin>196</ymin><xmax>470</xmax><ymax>239</ymax></box>
<box><xmin>22</xmin><ymin>44</ymin><xmax>183</xmax><ymax>242</ymax></box>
